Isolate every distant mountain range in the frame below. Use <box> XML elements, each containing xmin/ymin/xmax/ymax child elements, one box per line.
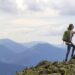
<box><xmin>0</xmin><ymin>44</ymin><xmax>16</xmax><ymax>63</ymax></box>
<box><xmin>0</xmin><ymin>39</ymin><xmax>28</xmax><ymax>53</ymax></box>
<box><xmin>15</xmin><ymin>43</ymin><xmax>66</xmax><ymax>66</ymax></box>
<box><xmin>0</xmin><ymin>39</ymin><xmax>67</xmax><ymax>75</ymax></box>
<box><xmin>0</xmin><ymin>61</ymin><xmax>25</xmax><ymax>75</ymax></box>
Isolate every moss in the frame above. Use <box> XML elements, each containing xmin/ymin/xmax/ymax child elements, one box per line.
<box><xmin>16</xmin><ymin>56</ymin><xmax>75</xmax><ymax>75</ymax></box>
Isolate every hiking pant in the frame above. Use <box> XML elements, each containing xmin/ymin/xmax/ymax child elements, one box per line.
<box><xmin>65</xmin><ymin>43</ymin><xmax>75</xmax><ymax>61</ymax></box>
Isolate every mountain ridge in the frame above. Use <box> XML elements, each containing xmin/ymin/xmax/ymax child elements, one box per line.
<box><xmin>0</xmin><ymin>61</ymin><xmax>25</xmax><ymax>75</ymax></box>
<box><xmin>0</xmin><ymin>38</ymin><xmax>66</xmax><ymax>66</ymax></box>
<box><xmin>16</xmin><ymin>56</ymin><xmax>75</xmax><ymax>75</ymax></box>
<box><xmin>0</xmin><ymin>39</ymin><xmax>29</xmax><ymax>53</ymax></box>
<box><xmin>0</xmin><ymin>38</ymin><xmax>67</xmax><ymax>75</ymax></box>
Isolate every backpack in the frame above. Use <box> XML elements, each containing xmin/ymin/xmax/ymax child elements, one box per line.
<box><xmin>62</xmin><ymin>30</ymin><xmax>72</xmax><ymax>42</ymax></box>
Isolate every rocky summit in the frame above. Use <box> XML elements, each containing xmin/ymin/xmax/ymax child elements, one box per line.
<box><xmin>16</xmin><ymin>56</ymin><xmax>75</xmax><ymax>75</ymax></box>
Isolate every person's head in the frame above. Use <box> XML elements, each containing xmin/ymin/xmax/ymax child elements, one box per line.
<box><xmin>68</xmin><ymin>24</ymin><xmax>74</xmax><ymax>30</ymax></box>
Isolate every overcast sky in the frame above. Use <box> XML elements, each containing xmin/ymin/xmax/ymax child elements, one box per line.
<box><xmin>0</xmin><ymin>0</ymin><xmax>75</xmax><ymax>45</ymax></box>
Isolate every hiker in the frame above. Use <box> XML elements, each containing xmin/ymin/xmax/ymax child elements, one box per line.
<box><xmin>62</xmin><ymin>24</ymin><xmax>75</xmax><ymax>61</ymax></box>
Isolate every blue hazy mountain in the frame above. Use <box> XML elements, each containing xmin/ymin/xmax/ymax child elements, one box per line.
<box><xmin>15</xmin><ymin>43</ymin><xmax>66</xmax><ymax>66</ymax></box>
<box><xmin>0</xmin><ymin>44</ymin><xmax>16</xmax><ymax>63</ymax></box>
<box><xmin>0</xmin><ymin>39</ymin><xmax>66</xmax><ymax>66</ymax></box>
<box><xmin>0</xmin><ymin>39</ymin><xmax>67</xmax><ymax>75</ymax></box>
<box><xmin>23</xmin><ymin>41</ymin><xmax>44</xmax><ymax>48</ymax></box>
<box><xmin>0</xmin><ymin>61</ymin><xmax>25</xmax><ymax>75</ymax></box>
<box><xmin>0</xmin><ymin>39</ymin><xmax>28</xmax><ymax>53</ymax></box>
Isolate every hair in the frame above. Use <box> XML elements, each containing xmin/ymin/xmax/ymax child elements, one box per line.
<box><xmin>68</xmin><ymin>24</ymin><xmax>74</xmax><ymax>30</ymax></box>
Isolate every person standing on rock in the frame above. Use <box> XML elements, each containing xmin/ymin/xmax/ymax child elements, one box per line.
<box><xmin>62</xmin><ymin>24</ymin><xmax>75</xmax><ymax>61</ymax></box>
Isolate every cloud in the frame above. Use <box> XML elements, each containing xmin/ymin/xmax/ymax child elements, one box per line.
<box><xmin>0</xmin><ymin>0</ymin><xmax>44</xmax><ymax>13</ymax></box>
<box><xmin>0</xmin><ymin>0</ymin><xmax>18</xmax><ymax>13</ymax></box>
<box><xmin>0</xmin><ymin>0</ymin><xmax>75</xmax><ymax>16</ymax></box>
<box><xmin>0</xmin><ymin>0</ymin><xmax>58</xmax><ymax>16</ymax></box>
<box><xmin>24</xmin><ymin>0</ymin><xmax>43</xmax><ymax>11</ymax></box>
<box><xmin>52</xmin><ymin>0</ymin><xmax>75</xmax><ymax>15</ymax></box>
<box><xmin>1</xmin><ymin>0</ymin><xmax>75</xmax><ymax>44</ymax></box>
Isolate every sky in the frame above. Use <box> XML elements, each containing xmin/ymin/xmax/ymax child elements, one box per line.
<box><xmin>0</xmin><ymin>0</ymin><xmax>75</xmax><ymax>45</ymax></box>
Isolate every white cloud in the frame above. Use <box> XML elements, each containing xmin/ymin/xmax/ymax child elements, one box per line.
<box><xmin>1</xmin><ymin>0</ymin><xmax>75</xmax><ymax>45</ymax></box>
<box><xmin>0</xmin><ymin>0</ymin><xmax>59</xmax><ymax>16</ymax></box>
<box><xmin>0</xmin><ymin>0</ymin><xmax>75</xmax><ymax>16</ymax></box>
<box><xmin>1</xmin><ymin>13</ymin><xmax>75</xmax><ymax>44</ymax></box>
<box><xmin>53</xmin><ymin>0</ymin><xmax>75</xmax><ymax>15</ymax></box>
<box><xmin>0</xmin><ymin>0</ymin><xmax>18</xmax><ymax>13</ymax></box>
